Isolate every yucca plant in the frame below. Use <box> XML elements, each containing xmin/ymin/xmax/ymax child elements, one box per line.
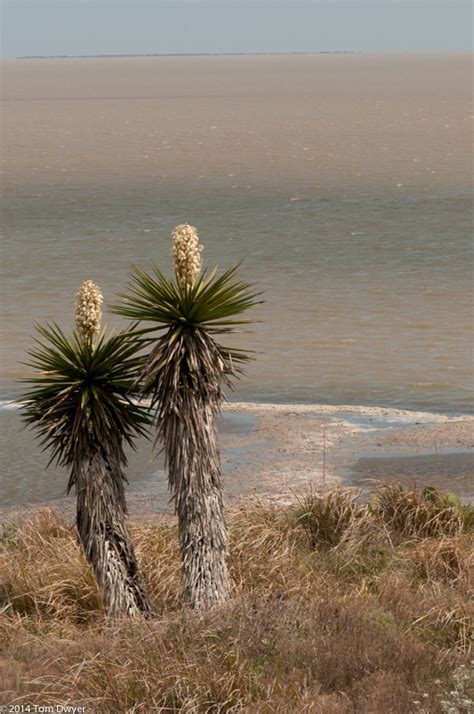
<box><xmin>22</xmin><ymin>281</ymin><xmax>153</xmax><ymax>617</ymax></box>
<box><xmin>113</xmin><ymin>224</ymin><xmax>261</xmax><ymax>609</ymax></box>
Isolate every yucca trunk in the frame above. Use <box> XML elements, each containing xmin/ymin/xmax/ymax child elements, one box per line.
<box><xmin>152</xmin><ymin>328</ymin><xmax>230</xmax><ymax>608</ymax></box>
<box><xmin>74</xmin><ymin>448</ymin><xmax>153</xmax><ymax>617</ymax></box>
<box><xmin>168</xmin><ymin>404</ymin><xmax>229</xmax><ymax>608</ymax></box>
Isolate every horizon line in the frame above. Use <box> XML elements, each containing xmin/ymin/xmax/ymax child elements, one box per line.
<box><xmin>14</xmin><ymin>50</ymin><xmax>360</xmax><ymax>60</ymax></box>
<box><xmin>8</xmin><ymin>49</ymin><xmax>468</xmax><ymax>60</ymax></box>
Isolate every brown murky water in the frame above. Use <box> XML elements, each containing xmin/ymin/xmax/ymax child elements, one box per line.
<box><xmin>0</xmin><ymin>54</ymin><xmax>472</xmax><ymax>506</ymax></box>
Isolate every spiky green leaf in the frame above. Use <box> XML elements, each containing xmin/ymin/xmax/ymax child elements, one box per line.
<box><xmin>22</xmin><ymin>324</ymin><xmax>152</xmax><ymax>487</ymax></box>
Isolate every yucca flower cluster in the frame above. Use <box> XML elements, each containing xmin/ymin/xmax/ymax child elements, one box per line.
<box><xmin>75</xmin><ymin>280</ymin><xmax>103</xmax><ymax>343</ymax></box>
<box><xmin>171</xmin><ymin>224</ymin><xmax>203</xmax><ymax>290</ymax></box>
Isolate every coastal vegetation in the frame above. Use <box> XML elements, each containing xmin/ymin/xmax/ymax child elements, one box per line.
<box><xmin>1</xmin><ymin>483</ymin><xmax>472</xmax><ymax>712</ymax></box>
<box><xmin>112</xmin><ymin>224</ymin><xmax>260</xmax><ymax>608</ymax></box>
<box><xmin>21</xmin><ymin>281</ymin><xmax>153</xmax><ymax>617</ymax></box>
<box><xmin>21</xmin><ymin>224</ymin><xmax>259</xmax><ymax>613</ymax></box>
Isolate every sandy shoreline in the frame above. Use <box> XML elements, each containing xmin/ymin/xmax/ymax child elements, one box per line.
<box><xmin>1</xmin><ymin>401</ymin><xmax>472</xmax><ymax>525</ymax></box>
<box><xmin>223</xmin><ymin>402</ymin><xmax>474</xmax><ymax>500</ymax></box>
<box><xmin>228</xmin><ymin>401</ymin><xmax>474</xmax><ymax>421</ymax></box>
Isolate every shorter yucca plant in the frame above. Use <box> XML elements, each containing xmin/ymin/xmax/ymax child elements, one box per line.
<box><xmin>22</xmin><ymin>281</ymin><xmax>153</xmax><ymax>617</ymax></box>
<box><xmin>113</xmin><ymin>224</ymin><xmax>261</xmax><ymax>609</ymax></box>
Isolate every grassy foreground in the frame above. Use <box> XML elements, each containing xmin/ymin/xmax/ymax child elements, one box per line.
<box><xmin>1</xmin><ymin>484</ymin><xmax>473</xmax><ymax>713</ymax></box>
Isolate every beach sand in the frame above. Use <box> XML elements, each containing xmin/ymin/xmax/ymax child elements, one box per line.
<box><xmin>1</xmin><ymin>403</ymin><xmax>472</xmax><ymax>526</ymax></box>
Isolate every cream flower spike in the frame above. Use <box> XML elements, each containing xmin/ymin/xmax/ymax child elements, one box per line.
<box><xmin>75</xmin><ymin>280</ymin><xmax>103</xmax><ymax>343</ymax></box>
<box><xmin>171</xmin><ymin>224</ymin><xmax>203</xmax><ymax>291</ymax></box>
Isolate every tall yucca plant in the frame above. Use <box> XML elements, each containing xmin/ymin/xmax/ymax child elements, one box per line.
<box><xmin>113</xmin><ymin>225</ymin><xmax>261</xmax><ymax>609</ymax></box>
<box><xmin>22</xmin><ymin>281</ymin><xmax>153</xmax><ymax>617</ymax></box>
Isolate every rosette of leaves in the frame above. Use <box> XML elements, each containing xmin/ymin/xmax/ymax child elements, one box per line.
<box><xmin>22</xmin><ymin>319</ymin><xmax>153</xmax><ymax>617</ymax></box>
<box><xmin>113</xmin><ymin>232</ymin><xmax>261</xmax><ymax>609</ymax></box>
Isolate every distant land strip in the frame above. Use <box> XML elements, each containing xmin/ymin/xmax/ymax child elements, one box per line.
<box><xmin>15</xmin><ymin>51</ymin><xmax>359</xmax><ymax>60</ymax></box>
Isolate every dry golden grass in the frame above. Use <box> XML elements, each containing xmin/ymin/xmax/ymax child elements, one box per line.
<box><xmin>1</xmin><ymin>483</ymin><xmax>473</xmax><ymax>713</ymax></box>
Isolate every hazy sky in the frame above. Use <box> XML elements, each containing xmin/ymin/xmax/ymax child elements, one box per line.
<box><xmin>1</xmin><ymin>1</ymin><xmax>472</xmax><ymax>58</ymax></box>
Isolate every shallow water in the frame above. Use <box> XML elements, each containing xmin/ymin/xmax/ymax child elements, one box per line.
<box><xmin>0</xmin><ymin>54</ymin><xmax>472</xmax><ymax>505</ymax></box>
<box><xmin>0</xmin><ymin>409</ymin><xmax>257</xmax><ymax>508</ymax></box>
<box><xmin>349</xmin><ymin>451</ymin><xmax>474</xmax><ymax>500</ymax></box>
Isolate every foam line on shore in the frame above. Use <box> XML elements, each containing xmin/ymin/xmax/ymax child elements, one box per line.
<box><xmin>225</xmin><ymin>401</ymin><xmax>474</xmax><ymax>423</ymax></box>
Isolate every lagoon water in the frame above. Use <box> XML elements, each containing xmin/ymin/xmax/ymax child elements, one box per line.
<box><xmin>0</xmin><ymin>54</ymin><xmax>473</xmax><ymax>505</ymax></box>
